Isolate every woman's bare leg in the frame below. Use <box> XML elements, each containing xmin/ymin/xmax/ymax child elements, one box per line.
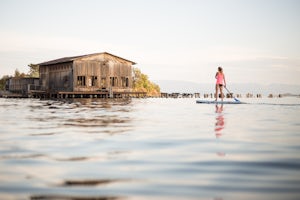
<box><xmin>215</xmin><ymin>84</ymin><xmax>219</xmax><ymax>101</ymax></box>
<box><xmin>220</xmin><ymin>86</ymin><xmax>224</xmax><ymax>101</ymax></box>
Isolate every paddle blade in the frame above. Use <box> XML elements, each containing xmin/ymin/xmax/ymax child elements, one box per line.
<box><xmin>234</xmin><ymin>97</ymin><xmax>240</xmax><ymax>102</ymax></box>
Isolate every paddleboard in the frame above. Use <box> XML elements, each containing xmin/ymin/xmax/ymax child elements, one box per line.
<box><xmin>196</xmin><ymin>100</ymin><xmax>243</xmax><ymax>104</ymax></box>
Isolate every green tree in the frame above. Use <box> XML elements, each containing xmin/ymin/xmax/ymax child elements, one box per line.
<box><xmin>14</xmin><ymin>69</ymin><xmax>26</xmax><ymax>78</ymax></box>
<box><xmin>0</xmin><ymin>75</ymin><xmax>11</xmax><ymax>90</ymax></box>
<box><xmin>28</xmin><ymin>64</ymin><xmax>39</xmax><ymax>77</ymax></box>
<box><xmin>133</xmin><ymin>68</ymin><xmax>160</xmax><ymax>97</ymax></box>
<box><xmin>14</xmin><ymin>69</ymin><xmax>20</xmax><ymax>77</ymax></box>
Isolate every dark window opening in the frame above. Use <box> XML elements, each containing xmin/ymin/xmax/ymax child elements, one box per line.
<box><xmin>121</xmin><ymin>77</ymin><xmax>129</xmax><ymax>87</ymax></box>
<box><xmin>110</xmin><ymin>77</ymin><xmax>118</xmax><ymax>87</ymax></box>
<box><xmin>126</xmin><ymin>78</ymin><xmax>129</xmax><ymax>87</ymax></box>
<box><xmin>77</xmin><ymin>76</ymin><xmax>86</xmax><ymax>86</ymax></box>
<box><xmin>91</xmin><ymin>76</ymin><xmax>97</xmax><ymax>86</ymax></box>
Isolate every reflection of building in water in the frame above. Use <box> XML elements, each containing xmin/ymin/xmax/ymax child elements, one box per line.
<box><xmin>215</xmin><ymin>104</ymin><xmax>226</xmax><ymax>157</ymax></box>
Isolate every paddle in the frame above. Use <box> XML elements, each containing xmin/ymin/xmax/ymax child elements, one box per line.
<box><xmin>224</xmin><ymin>86</ymin><xmax>240</xmax><ymax>102</ymax></box>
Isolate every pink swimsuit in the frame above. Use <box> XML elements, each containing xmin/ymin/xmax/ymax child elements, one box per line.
<box><xmin>216</xmin><ymin>72</ymin><xmax>224</xmax><ymax>85</ymax></box>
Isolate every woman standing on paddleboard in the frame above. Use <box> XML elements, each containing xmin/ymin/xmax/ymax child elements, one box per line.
<box><xmin>215</xmin><ymin>66</ymin><xmax>226</xmax><ymax>101</ymax></box>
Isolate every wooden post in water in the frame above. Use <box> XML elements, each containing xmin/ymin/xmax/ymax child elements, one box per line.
<box><xmin>109</xmin><ymin>88</ymin><xmax>113</xmax><ymax>98</ymax></box>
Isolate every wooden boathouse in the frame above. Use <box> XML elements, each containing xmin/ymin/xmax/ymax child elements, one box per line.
<box><xmin>7</xmin><ymin>77</ymin><xmax>40</xmax><ymax>97</ymax></box>
<box><xmin>36</xmin><ymin>52</ymin><xmax>145</xmax><ymax>98</ymax></box>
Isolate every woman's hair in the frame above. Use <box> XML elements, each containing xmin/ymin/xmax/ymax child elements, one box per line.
<box><xmin>218</xmin><ymin>66</ymin><xmax>223</xmax><ymax>72</ymax></box>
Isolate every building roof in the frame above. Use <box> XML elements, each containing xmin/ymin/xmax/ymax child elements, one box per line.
<box><xmin>38</xmin><ymin>52</ymin><xmax>136</xmax><ymax>66</ymax></box>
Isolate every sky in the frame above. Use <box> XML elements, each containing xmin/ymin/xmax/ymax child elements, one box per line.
<box><xmin>0</xmin><ymin>0</ymin><xmax>299</xmax><ymax>85</ymax></box>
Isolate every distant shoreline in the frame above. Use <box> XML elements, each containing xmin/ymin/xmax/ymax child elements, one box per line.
<box><xmin>155</xmin><ymin>80</ymin><xmax>300</xmax><ymax>95</ymax></box>
<box><xmin>1</xmin><ymin>89</ymin><xmax>299</xmax><ymax>99</ymax></box>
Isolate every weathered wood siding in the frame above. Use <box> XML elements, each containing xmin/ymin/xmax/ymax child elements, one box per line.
<box><xmin>8</xmin><ymin>78</ymin><xmax>39</xmax><ymax>94</ymax></box>
<box><xmin>39</xmin><ymin>65</ymin><xmax>49</xmax><ymax>90</ymax></box>
<box><xmin>39</xmin><ymin>53</ymin><xmax>134</xmax><ymax>93</ymax></box>
<box><xmin>73</xmin><ymin>55</ymin><xmax>132</xmax><ymax>92</ymax></box>
<box><xmin>40</xmin><ymin>63</ymin><xmax>73</xmax><ymax>92</ymax></box>
<box><xmin>73</xmin><ymin>60</ymin><xmax>102</xmax><ymax>92</ymax></box>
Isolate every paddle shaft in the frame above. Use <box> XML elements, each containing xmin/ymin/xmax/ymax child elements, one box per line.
<box><xmin>224</xmin><ymin>86</ymin><xmax>232</xmax><ymax>94</ymax></box>
<box><xmin>224</xmin><ymin>87</ymin><xmax>240</xmax><ymax>102</ymax></box>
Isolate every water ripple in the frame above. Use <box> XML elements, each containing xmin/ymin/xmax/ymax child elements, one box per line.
<box><xmin>30</xmin><ymin>195</ymin><xmax>121</xmax><ymax>200</ymax></box>
<box><xmin>1</xmin><ymin>98</ymin><xmax>300</xmax><ymax>200</ymax></box>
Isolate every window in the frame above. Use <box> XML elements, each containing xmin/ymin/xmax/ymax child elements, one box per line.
<box><xmin>125</xmin><ymin>77</ymin><xmax>129</xmax><ymax>87</ymax></box>
<box><xmin>110</xmin><ymin>77</ymin><xmax>118</xmax><ymax>87</ymax></box>
<box><xmin>91</xmin><ymin>76</ymin><xmax>97</xmax><ymax>86</ymax></box>
<box><xmin>121</xmin><ymin>77</ymin><xmax>129</xmax><ymax>87</ymax></box>
<box><xmin>77</xmin><ymin>76</ymin><xmax>86</xmax><ymax>86</ymax></box>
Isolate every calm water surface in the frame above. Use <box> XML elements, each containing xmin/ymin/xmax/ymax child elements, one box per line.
<box><xmin>0</xmin><ymin>97</ymin><xmax>300</xmax><ymax>200</ymax></box>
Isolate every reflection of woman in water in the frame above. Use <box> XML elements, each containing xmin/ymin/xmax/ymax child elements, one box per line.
<box><xmin>215</xmin><ymin>104</ymin><xmax>226</xmax><ymax>157</ymax></box>
<box><xmin>215</xmin><ymin>104</ymin><xmax>224</xmax><ymax>138</ymax></box>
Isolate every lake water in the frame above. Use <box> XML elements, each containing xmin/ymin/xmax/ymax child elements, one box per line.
<box><xmin>0</xmin><ymin>97</ymin><xmax>300</xmax><ymax>200</ymax></box>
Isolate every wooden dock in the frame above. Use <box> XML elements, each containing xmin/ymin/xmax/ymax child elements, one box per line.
<box><xmin>1</xmin><ymin>90</ymin><xmax>291</xmax><ymax>99</ymax></box>
<box><xmin>30</xmin><ymin>90</ymin><xmax>147</xmax><ymax>99</ymax></box>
